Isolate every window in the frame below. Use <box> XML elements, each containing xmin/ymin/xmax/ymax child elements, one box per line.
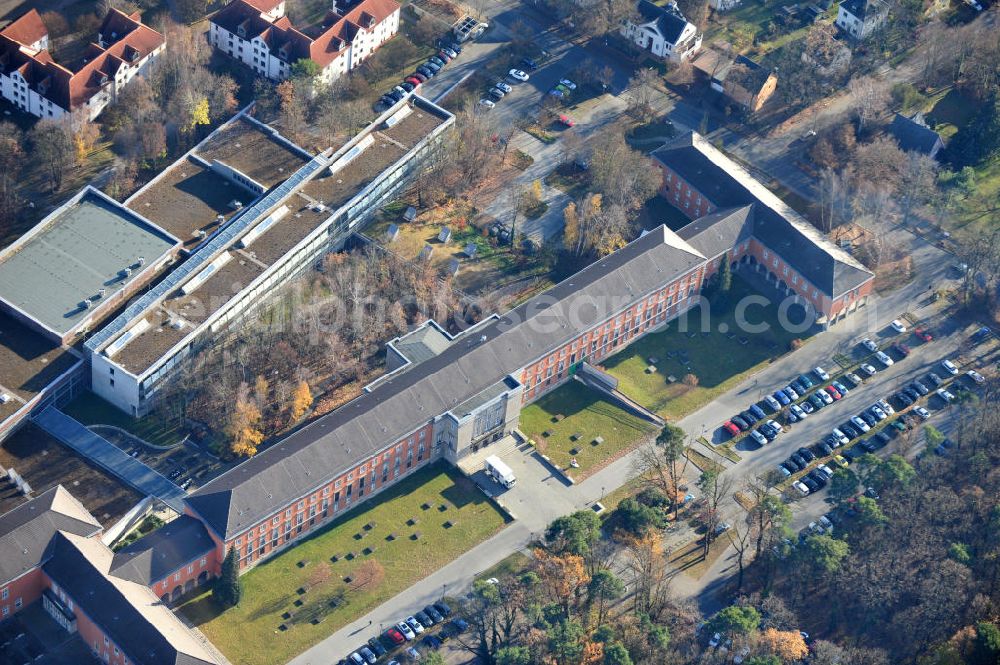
<box><xmin>109</xmin><ymin>367</ymin><xmax>114</xmax><ymax>376</ymax></box>
<box><xmin>174</xmin><ymin>572</ymin><xmax>181</xmax><ymax>582</ymax></box>
<box><xmin>200</xmin><ymin>557</ymin><xmax>207</xmax><ymax>568</ymax></box>
<box><xmin>14</xmin><ymin>598</ymin><xmax>21</xmax><ymax>609</ymax></box>
<box><xmin>187</xmin><ymin>565</ymin><xmax>193</xmax><ymax>574</ymax></box>
<box><xmin>109</xmin><ymin>378</ymin><xmax>115</xmax><ymax>387</ymax></box>
<box><xmin>1</xmin><ymin>588</ymin><xmax>7</xmax><ymax>600</ymax></box>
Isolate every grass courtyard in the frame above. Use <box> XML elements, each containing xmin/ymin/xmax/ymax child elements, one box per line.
<box><xmin>602</xmin><ymin>277</ymin><xmax>809</xmax><ymax>421</ymax></box>
<box><xmin>519</xmin><ymin>381</ymin><xmax>659</xmax><ymax>477</ymax></box>
<box><xmin>179</xmin><ymin>464</ymin><xmax>509</xmax><ymax>665</ymax></box>
<box><xmin>63</xmin><ymin>390</ymin><xmax>186</xmax><ymax>448</ymax></box>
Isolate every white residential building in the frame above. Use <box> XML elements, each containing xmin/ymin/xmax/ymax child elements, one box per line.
<box><xmin>209</xmin><ymin>0</ymin><xmax>400</xmax><ymax>87</ymax></box>
<box><xmin>835</xmin><ymin>0</ymin><xmax>889</xmax><ymax>40</ymax></box>
<box><xmin>621</xmin><ymin>0</ymin><xmax>702</xmax><ymax>62</ymax></box>
<box><xmin>0</xmin><ymin>9</ymin><xmax>165</xmax><ymax>120</ymax></box>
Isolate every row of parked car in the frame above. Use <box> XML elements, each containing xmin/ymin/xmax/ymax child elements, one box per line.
<box><xmin>343</xmin><ymin>602</ymin><xmax>466</xmax><ymax>664</ymax></box>
<box><xmin>477</xmin><ymin>56</ymin><xmax>537</xmax><ymax>110</ymax></box>
<box><xmin>378</xmin><ymin>40</ymin><xmax>464</xmax><ymax>109</ymax></box>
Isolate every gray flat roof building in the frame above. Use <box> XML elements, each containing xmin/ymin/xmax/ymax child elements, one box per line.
<box><xmin>0</xmin><ymin>187</ymin><xmax>179</xmax><ymax>341</ymax></box>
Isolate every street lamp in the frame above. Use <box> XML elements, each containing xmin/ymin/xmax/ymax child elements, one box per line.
<box><xmin>442</xmin><ymin>583</ymin><xmax>447</xmax><ymax>601</ymax></box>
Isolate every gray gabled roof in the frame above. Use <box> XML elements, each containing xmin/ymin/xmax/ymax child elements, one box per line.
<box><xmin>636</xmin><ymin>0</ymin><xmax>689</xmax><ymax>44</ymax></box>
<box><xmin>840</xmin><ymin>0</ymin><xmax>887</xmax><ymax>20</ymax></box>
<box><xmin>889</xmin><ymin>113</ymin><xmax>942</xmax><ymax>155</ymax></box>
<box><xmin>677</xmin><ymin>206</ymin><xmax>754</xmax><ymax>258</ymax></box>
<box><xmin>110</xmin><ymin>516</ymin><xmax>214</xmax><ymax>586</ymax></box>
<box><xmin>0</xmin><ymin>485</ymin><xmax>101</xmax><ymax>585</ymax></box>
<box><xmin>188</xmin><ymin>226</ymin><xmax>706</xmax><ymax>539</ymax></box>
<box><xmin>652</xmin><ymin>132</ymin><xmax>872</xmax><ymax>296</ymax></box>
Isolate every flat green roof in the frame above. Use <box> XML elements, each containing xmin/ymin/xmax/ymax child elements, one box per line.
<box><xmin>0</xmin><ymin>190</ymin><xmax>178</xmax><ymax>336</ymax></box>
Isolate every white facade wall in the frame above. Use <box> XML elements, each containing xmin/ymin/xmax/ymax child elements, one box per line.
<box><xmin>620</xmin><ymin>19</ymin><xmax>701</xmax><ymax>62</ymax></box>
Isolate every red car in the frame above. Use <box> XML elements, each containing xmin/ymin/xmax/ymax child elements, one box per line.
<box><xmin>386</xmin><ymin>628</ymin><xmax>405</xmax><ymax>645</ymax></box>
<box><xmin>405</xmin><ymin>76</ymin><xmax>422</xmax><ymax>87</ymax></box>
<box><xmin>558</xmin><ymin>114</ymin><xmax>575</xmax><ymax>127</ymax></box>
<box><xmin>893</xmin><ymin>342</ymin><xmax>911</xmax><ymax>357</ymax></box>
<box><xmin>915</xmin><ymin>327</ymin><xmax>933</xmax><ymax>342</ymax></box>
<box><xmin>825</xmin><ymin>385</ymin><xmax>842</xmax><ymax>400</ymax></box>
<box><xmin>411</xmin><ymin>72</ymin><xmax>428</xmax><ymax>83</ymax></box>
<box><xmin>723</xmin><ymin>421</ymin><xmax>741</xmax><ymax>437</ymax></box>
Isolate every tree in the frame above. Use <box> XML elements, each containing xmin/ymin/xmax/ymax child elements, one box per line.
<box><xmin>0</xmin><ymin>122</ymin><xmax>23</xmax><ymax>236</ymax></box>
<box><xmin>29</xmin><ymin>119</ymin><xmax>73</xmax><ymax>193</ymax></box>
<box><xmin>564</xmin><ymin>201</ymin><xmax>580</xmax><ymax>250</ymax></box>
<box><xmin>409</xmin><ymin>14</ymin><xmax>439</xmax><ymax>47</ymax></box>
<box><xmin>496</xmin><ymin>646</ymin><xmax>532</xmax><ymax>665</ymax></box>
<box><xmin>973</xmin><ymin>622</ymin><xmax>1000</xmax><ymax>665</ymax></box>
<box><xmin>697</xmin><ymin>468</ymin><xmax>732</xmax><ymax>556</ymax></box>
<box><xmin>854</xmin><ymin>495</ymin><xmax>887</xmax><ymax>527</ymax></box>
<box><xmin>828</xmin><ymin>468</ymin><xmax>859</xmax><ymax>504</ymax></box>
<box><xmin>707</xmin><ymin>605</ymin><xmax>761</xmax><ymax>638</ymax></box>
<box><xmin>867</xmin><ymin>454</ymin><xmax>915</xmax><ymax>491</ymax></box>
<box><xmin>548</xmin><ymin>619</ymin><xmax>586</xmax><ymax>663</ymax></box>
<box><xmin>226</xmin><ymin>391</ymin><xmax>264</xmax><ymax>457</ymax></box>
<box><xmin>625</xmin><ymin>69</ymin><xmax>660</xmax><ymax>124</ymax></box>
<box><xmin>545</xmin><ymin>510</ymin><xmax>601</xmax><ymax>556</ymax></box>
<box><xmin>420</xmin><ymin>654</ymin><xmax>446</xmax><ymax>665</ymax></box>
<box><xmin>588</xmin><ymin>570</ymin><xmax>624</xmax><ymax>627</ymax></box>
<box><xmin>589</xmin><ymin>131</ymin><xmax>660</xmax><ymax>213</ymax></box>
<box><xmin>276</xmin><ymin>81</ymin><xmax>305</xmax><ymax>141</ymax></box>
<box><xmin>799</xmin><ymin>534</ymin><xmax>849</xmax><ymax>575</ymax></box>
<box><xmin>614</xmin><ymin>498</ymin><xmax>662</xmax><ymax>536</ymax></box>
<box><xmin>947</xmin><ymin>92</ymin><xmax>1000</xmax><ymax>167</ymax></box>
<box><xmin>745</xmin><ymin>657</ymin><xmax>781</xmax><ymax>665</ymax></box>
<box><xmin>214</xmin><ymin>547</ymin><xmax>242</xmax><ymax>607</ymax></box>
<box><xmin>896</xmin><ymin>151</ymin><xmax>938</xmax><ymax>226</ymax></box>
<box><xmin>603</xmin><ymin>642</ymin><xmax>633</xmax><ymax>665</ymax></box>
<box><xmin>290</xmin><ymin>58</ymin><xmax>320</xmax><ymax>80</ymax></box>
<box><xmin>848</xmin><ymin>75</ymin><xmax>889</xmax><ymax>134</ymax></box>
<box><xmin>718</xmin><ymin>254</ymin><xmax>733</xmax><ymax>292</ymax></box>
<box><xmin>187</xmin><ymin>97</ymin><xmax>211</xmax><ymax>133</ymax></box>
<box><xmin>290</xmin><ymin>380</ymin><xmax>312</xmax><ymax>421</ymax></box>
<box><xmin>758</xmin><ymin>628</ymin><xmax>809</xmax><ymax>661</ymax></box>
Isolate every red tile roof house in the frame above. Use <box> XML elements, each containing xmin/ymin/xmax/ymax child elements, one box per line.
<box><xmin>0</xmin><ymin>8</ymin><xmax>165</xmax><ymax>120</ymax></box>
<box><xmin>209</xmin><ymin>0</ymin><xmax>400</xmax><ymax>88</ymax></box>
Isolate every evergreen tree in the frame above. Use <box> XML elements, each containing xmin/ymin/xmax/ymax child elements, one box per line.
<box><xmin>215</xmin><ymin>547</ymin><xmax>242</xmax><ymax>608</ymax></box>
<box><xmin>719</xmin><ymin>255</ymin><xmax>733</xmax><ymax>292</ymax></box>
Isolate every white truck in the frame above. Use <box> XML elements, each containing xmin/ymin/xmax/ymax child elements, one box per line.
<box><xmin>452</xmin><ymin>15</ymin><xmax>488</xmax><ymax>42</ymax></box>
<box><xmin>484</xmin><ymin>455</ymin><xmax>516</xmax><ymax>489</ymax></box>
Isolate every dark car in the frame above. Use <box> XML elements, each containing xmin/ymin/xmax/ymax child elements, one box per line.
<box><xmin>798</xmin><ymin>447</ymin><xmax>817</xmax><ymax>462</ymax></box>
<box><xmin>424</xmin><ymin>60</ymin><xmax>441</xmax><ymax>73</ymax></box>
<box><xmin>841</xmin><ymin>422</ymin><xmax>860</xmax><ymax>439</ymax></box>
<box><xmin>416</xmin><ymin>65</ymin><xmax>434</xmax><ymax>78</ymax></box>
<box><xmin>817</xmin><ymin>441</ymin><xmax>834</xmax><ymax>456</ymax></box>
<box><xmin>843</xmin><ymin>446</ymin><xmax>866</xmax><ymax>461</ymax></box>
<box><xmin>825</xmin><ymin>434</ymin><xmax>841</xmax><ymax>449</ymax></box>
<box><xmin>424</xmin><ymin>605</ymin><xmax>444</xmax><ymax>623</ymax></box>
<box><xmin>731</xmin><ymin>415</ymin><xmax>750</xmax><ymax>431</ymax></box>
<box><xmin>452</xmin><ymin>618</ymin><xmax>469</xmax><ymax>632</ymax></box>
<box><xmin>807</xmin><ymin>470</ymin><xmax>827</xmax><ymax>487</ymax></box>
<box><xmin>873</xmin><ymin>431</ymin><xmax>891</xmax><ymax>447</ymax></box>
<box><xmin>903</xmin><ymin>387</ymin><xmax>921</xmax><ymax>401</ymax></box>
<box><xmin>927</xmin><ymin>372</ymin><xmax>944</xmax><ymax>388</ymax></box>
<box><xmin>414</xmin><ymin>610</ymin><xmax>434</xmax><ymax>627</ymax></box>
<box><xmin>400</xmin><ymin>81</ymin><xmax>416</xmax><ymax>92</ymax></box>
<box><xmin>368</xmin><ymin>638</ymin><xmax>387</xmax><ymax>657</ymax></box>
<box><xmin>740</xmin><ymin>409</ymin><xmax>760</xmax><ymax>425</ymax></box>
<box><xmin>433</xmin><ymin>601</ymin><xmax>452</xmax><ymax>617</ymax></box>
<box><xmin>892</xmin><ymin>342</ymin><xmax>911</xmax><ymax>357</ymax></box>
<box><xmin>790</xmin><ymin>453</ymin><xmax>807</xmax><ymax>468</ymax></box>
<box><xmin>411</xmin><ymin>71</ymin><xmax>428</xmax><ymax>82</ymax></box>
<box><xmin>799</xmin><ymin>373</ymin><xmax>815</xmax><ymax>389</ymax></box>
<box><xmin>759</xmin><ymin>423</ymin><xmax>778</xmax><ymax>440</ymax></box>
<box><xmin>774</xmin><ymin>390</ymin><xmax>791</xmax><ymax>406</ymax></box>
<box><xmin>808</xmin><ymin>394</ymin><xmax>826</xmax><ymax>410</ymax></box>
<box><xmin>429</xmin><ymin>56</ymin><xmax>446</xmax><ymax>68</ymax></box>
<box><xmin>896</xmin><ymin>392</ymin><xmax>914</xmax><ymax>407</ymax></box>
<box><xmin>859</xmin><ymin>439</ymin><xmax>877</xmax><ymax>453</ymax></box>
<box><xmin>388</xmin><ymin>89</ymin><xmax>406</xmax><ymax>101</ymax></box>
<box><xmin>423</xmin><ymin>635</ymin><xmax>443</xmax><ymax>649</ymax></box>
<box><xmin>749</xmin><ymin>404</ymin><xmax>767</xmax><ymax>420</ymax></box>
<box><xmin>790</xmin><ymin>379</ymin><xmax>808</xmax><ymax>394</ymax></box>
<box><xmin>802</xmin><ymin>476</ymin><xmax>820</xmax><ymax>492</ymax></box>
<box><xmin>520</xmin><ymin>57</ymin><xmax>538</xmax><ymax>69</ymax></box>
<box><xmin>782</xmin><ymin>459</ymin><xmax>800</xmax><ymax>473</ymax></box>
<box><xmin>860</xmin><ymin>411</ymin><xmax>877</xmax><ymax>427</ymax></box>
<box><xmin>911</xmin><ymin>381</ymin><xmax>929</xmax><ymax>395</ymax></box>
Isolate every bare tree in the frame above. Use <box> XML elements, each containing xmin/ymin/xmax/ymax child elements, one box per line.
<box><xmin>848</xmin><ymin>76</ymin><xmax>889</xmax><ymax>134</ymax></box>
<box><xmin>625</xmin><ymin>68</ymin><xmax>661</xmax><ymax>123</ymax></box>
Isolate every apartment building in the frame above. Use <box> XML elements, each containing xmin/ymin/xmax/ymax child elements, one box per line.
<box><xmin>209</xmin><ymin>0</ymin><xmax>400</xmax><ymax>87</ymax></box>
<box><xmin>0</xmin><ymin>8</ymin><xmax>165</xmax><ymax>120</ymax></box>
<box><xmin>0</xmin><ymin>486</ymin><xmax>218</xmax><ymax>664</ymax></box>
<box><xmin>86</xmin><ymin>97</ymin><xmax>455</xmax><ymax>417</ymax></box>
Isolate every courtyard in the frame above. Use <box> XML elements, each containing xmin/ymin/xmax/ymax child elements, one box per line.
<box><xmin>179</xmin><ymin>464</ymin><xmax>509</xmax><ymax>665</ymax></box>
<box><xmin>602</xmin><ymin>276</ymin><xmax>809</xmax><ymax>421</ymax></box>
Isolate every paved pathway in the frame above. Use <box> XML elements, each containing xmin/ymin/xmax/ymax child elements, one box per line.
<box><xmin>33</xmin><ymin>406</ymin><xmax>187</xmax><ymax>512</ymax></box>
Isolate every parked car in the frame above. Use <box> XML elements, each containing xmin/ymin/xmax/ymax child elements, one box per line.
<box><xmin>783</xmin><ymin>386</ymin><xmax>800</xmax><ymax>400</ymax></box>
<box><xmin>749</xmin><ymin>404</ymin><xmax>767</xmax><ymax>420</ymax></box>
<box><xmin>941</xmin><ymin>359</ymin><xmax>960</xmax><ymax>376</ymax></box>
<box><xmin>967</xmin><ymin>369</ymin><xmax>986</xmax><ymax>384</ymax></box>
<box><xmin>424</xmin><ymin>606</ymin><xmax>444</xmax><ymax>623</ymax></box>
<box><xmin>358</xmin><ymin>646</ymin><xmax>377</xmax><ymax>664</ymax></box>
<box><xmin>790</xmin><ymin>453</ymin><xmax>807</xmax><ymax>468</ymax></box>
<box><xmin>790</xmin><ymin>404</ymin><xmax>808</xmax><ymax>421</ymax></box>
<box><xmin>875</xmin><ymin>351</ymin><xmax>894</xmax><ymax>367</ymax></box>
<box><xmin>911</xmin><ymin>380</ymin><xmax>929</xmax><ymax>395</ymax></box>
<box><xmin>709</xmin><ymin>633</ymin><xmax>722</xmax><ymax>648</ymax></box>
<box><xmin>749</xmin><ymin>429</ymin><xmax>768</xmax><ymax>446</ymax></box>
<box><xmin>349</xmin><ymin>653</ymin><xmax>365</xmax><ymax>665</ymax></box>
<box><xmin>896</xmin><ymin>392</ymin><xmax>914</xmax><ymax>408</ymax></box>
<box><xmin>846</xmin><ymin>372</ymin><xmax>863</xmax><ymax>386</ymax></box>
<box><xmin>859</xmin><ymin>363</ymin><xmax>878</xmax><ymax>377</ymax></box>
<box><xmin>870</xmin><ymin>405</ymin><xmax>887</xmax><ymax>421</ymax></box>
<box><xmin>915</xmin><ymin>327</ymin><xmax>933</xmax><ymax>342</ymax></box>
<box><xmin>387</xmin><ymin>627</ymin><xmax>406</xmax><ymax>645</ymax></box>
<box><xmin>890</xmin><ymin>319</ymin><xmax>908</xmax><ymax>334</ymax></box>
<box><xmin>808</xmin><ymin>470</ymin><xmax>828</xmax><ymax>487</ymax></box>
<box><xmin>400</xmin><ymin>81</ymin><xmax>416</xmax><ymax>92</ymax></box>
<box><xmin>405</xmin><ymin>76</ymin><xmax>422</xmax><ymax>87</ymax></box>
<box><xmin>429</xmin><ymin>55</ymin><xmax>446</xmax><ymax>68</ymax></box>
<box><xmin>825</xmin><ymin>385</ymin><xmax>842</xmax><ymax>400</ymax></box>
<box><xmin>817</xmin><ymin>440</ymin><xmax>834</xmax><ymax>456</ymax></box>
<box><xmin>851</xmin><ymin>416</ymin><xmax>871</xmax><ymax>432</ymax></box>
<box><xmin>414</xmin><ymin>610</ymin><xmax>434</xmax><ymax>627</ymax></box>
<box><xmin>799</xmin><ymin>373</ymin><xmax>815</xmax><ymax>389</ymax></box>
<box><xmin>816</xmin><ymin>390</ymin><xmax>833</xmax><ymax>405</ymax></box>
<box><xmin>778</xmin><ymin>464</ymin><xmax>792</xmax><ymax>478</ymax></box>
<box><xmin>861</xmin><ymin>338</ymin><xmax>878</xmax><ymax>352</ymax></box>
<box><xmin>783</xmin><ymin>458</ymin><xmax>801</xmax><ymax>473</ymax></box>
<box><xmin>494</xmin><ymin>81</ymin><xmax>512</xmax><ymax>93</ymax></box>
<box><xmin>397</xmin><ymin>622</ymin><xmax>416</xmax><ymax>640</ymax></box>
<box><xmin>723</xmin><ymin>421</ymin><xmax>741</xmax><ymax>437</ymax></box>
<box><xmin>451</xmin><ymin>618</ymin><xmax>469</xmax><ymax>632</ymax></box>
<box><xmin>798</xmin><ymin>447</ymin><xmax>816</xmax><ymax>462</ymax></box>
<box><xmin>937</xmin><ymin>388</ymin><xmax>955</xmax><ymax>403</ymax></box>
<box><xmin>831</xmin><ymin>428</ymin><xmax>849</xmax><ymax>446</ymax></box>
<box><xmin>406</xmin><ymin>646</ymin><xmax>421</xmax><ymax>661</ymax></box>
<box><xmin>832</xmin><ymin>454</ymin><xmax>849</xmax><ymax>467</ymax></box>
<box><xmin>406</xmin><ymin>616</ymin><xmax>425</xmax><ymax>634</ymax></box>
<box><xmin>791</xmin><ymin>379</ymin><xmax>808</xmax><ymax>394</ymax></box>
<box><xmin>520</xmin><ymin>57</ymin><xmax>538</xmax><ymax>70</ymax></box>
<box><xmin>814</xmin><ymin>366</ymin><xmax>830</xmax><ymax>381</ymax></box>
<box><xmin>763</xmin><ymin>394</ymin><xmax>782</xmax><ymax>411</ymax></box>
<box><xmin>477</xmin><ymin>99</ymin><xmax>496</xmax><ymax>110</ymax></box>
<box><xmin>903</xmin><ymin>387</ymin><xmax>921</xmax><ymax>401</ymax></box>
<box><xmin>765</xmin><ymin>420</ymin><xmax>782</xmax><ymax>436</ymax></box>
<box><xmin>793</xmin><ymin>480</ymin><xmax>810</xmax><ymax>495</ymax></box>
<box><xmin>558</xmin><ymin>78</ymin><xmax>577</xmax><ymax>90</ymax></box>
<box><xmin>508</xmin><ymin>68</ymin><xmax>530</xmax><ymax>81</ymax></box>
<box><xmin>774</xmin><ymin>390</ymin><xmax>791</xmax><ymax>406</ymax></box>
<box><xmin>802</xmin><ymin>476</ymin><xmax>820</xmax><ymax>492</ymax></box>
<box><xmin>876</xmin><ymin>399</ymin><xmax>894</xmax><ymax>415</ymax></box>
<box><xmin>971</xmin><ymin>326</ymin><xmax>992</xmax><ymax>342</ymax></box>
<box><xmin>422</xmin><ymin>635</ymin><xmax>443</xmax><ymax>649</ymax></box>
<box><xmin>841</xmin><ymin>421</ymin><xmax>860</xmax><ymax>439</ymax></box>
<box><xmin>741</xmin><ymin>409</ymin><xmax>759</xmax><ymax>425</ymax></box>
<box><xmin>804</xmin><ymin>395</ymin><xmax>821</xmax><ymax>411</ymax></box>
<box><xmin>368</xmin><ymin>638</ymin><xmax>387</xmax><ymax>657</ymax></box>
<box><xmin>927</xmin><ymin>372</ymin><xmax>944</xmax><ymax>388</ymax></box>
<box><xmin>433</xmin><ymin>602</ymin><xmax>452</xmax><ymax>617</ymax></box>
<box><xmin>892</xmin><ymin>342</ymin><xmax>911</xmax><ymax>357</ymax></box>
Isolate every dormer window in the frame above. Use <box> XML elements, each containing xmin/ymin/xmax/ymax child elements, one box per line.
<box><xmin>237</xmin><ymin>24</ymin><xmax>247</xmax><ymax>37</ymax></box>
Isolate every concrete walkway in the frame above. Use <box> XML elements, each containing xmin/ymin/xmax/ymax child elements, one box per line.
<box><xmin>33</xmin><ymin>406</ymin><xmax>187</xmax><ymax>513</ymax></box>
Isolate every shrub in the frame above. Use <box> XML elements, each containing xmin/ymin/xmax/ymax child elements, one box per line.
<box><xmin>682</xmin><ymin>373</ymin><xmax>699</xmax><ymax>386</ymax></box>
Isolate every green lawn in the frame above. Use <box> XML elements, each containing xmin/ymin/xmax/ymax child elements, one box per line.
<box><xmin>602</xmin><ymin>277</ymin><xmax>809</xmax><ymax>421</ymax></box>
<box><xmin>62</xmin><ymin>391</ymin><xmax>186</xmax><ymax>448</ymax></box>
<box><xmin>520</xmin><ymin>381</ymin><xmax>658</xmax><ymax>476</ymax></box>
<box><xmin>179</xmin><ymin>464</ymin><xmax>509</xmax><ymax>665</ymax></box>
